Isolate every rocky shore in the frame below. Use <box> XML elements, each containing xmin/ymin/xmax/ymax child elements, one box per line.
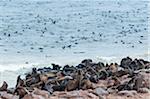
<box><xmin>0</xmin><ymin>57</ymin><xmax>150</xmax><ymax>99</ymax></box>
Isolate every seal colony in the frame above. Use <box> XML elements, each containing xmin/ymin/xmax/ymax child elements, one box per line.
<box><xmin>0</xmin><ymin>57</ymin><xmax>150</xmax><ymax>99</ymax></box>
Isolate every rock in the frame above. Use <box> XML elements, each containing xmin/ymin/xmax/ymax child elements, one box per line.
<box><xmin>88</xmin><ymin>93</ymin><xmax>99</xmax><ymax>99</ymax></box>
<box><xmin>52</xmin><ymin>90</ymin><xmax>99</xmax><ymax>99</ymax></box>
<box><xmin>94</xmin><ymin>87</ymin><xmax>108</xmax><ymax>95</ymax></box>
<box><xmin>0</xmin><ymin>91</ymin><xmax>19</xmax><ymax>99</ymax></box>
<box><xmin>22</xmin><ymin>94</ymin><xmax>33</xmax><ymax>99</ymax></box>
<box><xmin>139</xmin><ymin>72</ymin><xmax>150</xmax><ymax>89</ymax></box>
<box><xmin>23</xmin><ymin>94</ymin><xmax>45</xmax><ymax>99</ymax></box>
<box><xmin>118</xmin><ymin>90</ymin><xmax>137</xmax><ymax>97</ymax></box>
<box><xmin>33</xmin><ymin>88</ymin><xmax>50</xmax><ymax>98</ymax></box>
<box><xmin>107</xmin><ymin>88</ymin><xmax>117</xmax><ymax>94</ymax></box>
<box><xmin>138</xmin><ymin>88</ymin><xmax>150</xmax><ymax>93</ymax></box>
<box><xmin>7</xmin><ymin>88</ymin><xmax>15</xmax><ymax>94</ymax></box>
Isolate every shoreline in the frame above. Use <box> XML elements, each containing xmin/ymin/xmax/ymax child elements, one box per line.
<box><xmin>0</xmin><ymin>55</ymin><xmax>149</xmax><ymax>88</ymax></box>
<box><xmin>0</xmin><ymin>57</ymin><xmax>150</xmax><ymax>99</ymax></box>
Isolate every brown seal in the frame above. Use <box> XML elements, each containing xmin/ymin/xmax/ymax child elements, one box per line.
<box><xmin>0</xmin><ymin>81</ymin><xmax>8</xmax><ymax>91</ymax></box>
<box><xmin>65</xmin><ymin>70</ymin><xmax>84</xmax><ymax>91</ymax></box>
